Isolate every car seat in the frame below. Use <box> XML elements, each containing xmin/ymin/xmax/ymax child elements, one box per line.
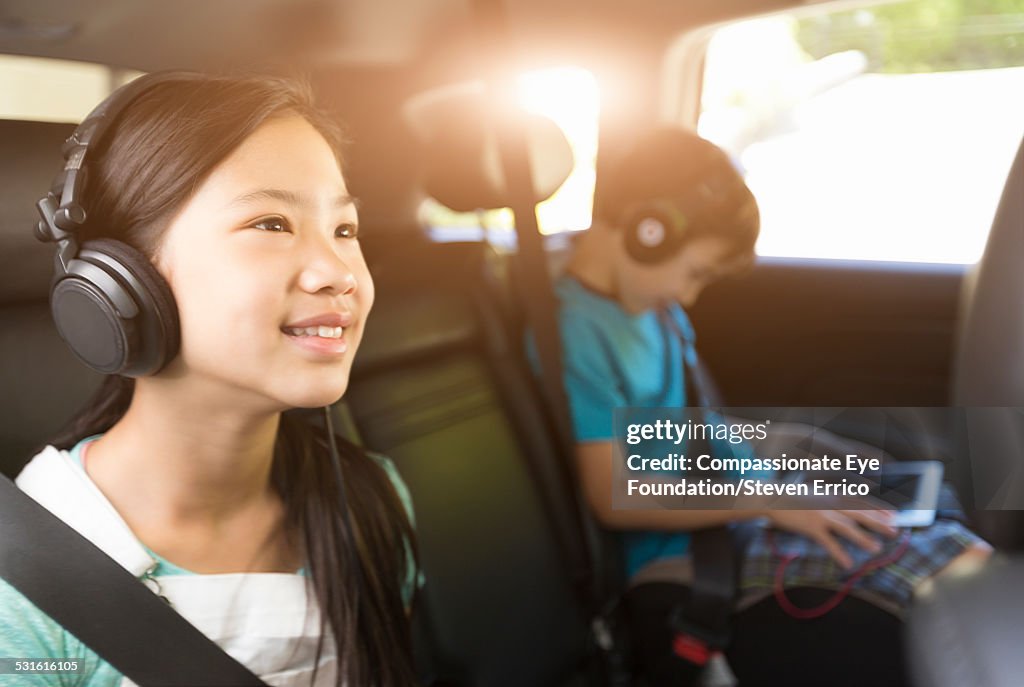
<box><xmin>338</xmin><ymin>85</ymin><xmax>622</xmax><ymax>686</ymax></box>
<box><xmin>0</xmin><ymin>119</ymin><xmax>103</xmax><ymax>478</ymax></box>
<box><xmin>906</xmin><ymin>137</ymin><xmax>1024</xmax><ymax>687</ymax></box>
<box><xmin>949</xmin><ymin>134</ymin><xmax>1024</xmax><ymax>543</ymax></box>
<box><xmin>346</xmin><ymin>237</ymin><xmax>614</xmax><ymax>686</ymax></box>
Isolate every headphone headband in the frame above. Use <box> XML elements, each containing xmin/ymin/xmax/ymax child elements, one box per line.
<box><xmin>35</xmin><ymin>72</ymin><xmax>196</xmax><ymax>257</ymax></box>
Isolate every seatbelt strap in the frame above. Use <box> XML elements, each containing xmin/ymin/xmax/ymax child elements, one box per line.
<box><xmin>470</xmin><ymin>3</ymin><xmax>627</xmax><ymax>682</ymax></box>
<box><xmin>661</xmin><ymin>309</ymin><xmax>744</xmax><ymax>659</ymax></box>
<box><xmin>0</xmin><ymin>475</ymin><xmax>268</xmax><ymax>687</ymax></box>
<box><xmin>470</xmin><ymin>0</ymin><xmax>575</xmax><ymax>455</ymax></box>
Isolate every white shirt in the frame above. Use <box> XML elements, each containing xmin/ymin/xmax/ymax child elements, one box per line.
<box><xmin>16</xmin><ymin>444</ymin><xmax>338</xmax><ymax>687</ymax></box>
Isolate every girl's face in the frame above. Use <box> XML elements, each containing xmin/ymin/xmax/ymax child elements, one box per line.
<box><xmin>153</xmin><ymin>115</ymin><xmax>373</xmax><ymax>411</ymax></box>
<box><xmin>616</xmin><ymin>236</ymin><xmax>752</xmax><ymax>313</ymax></box>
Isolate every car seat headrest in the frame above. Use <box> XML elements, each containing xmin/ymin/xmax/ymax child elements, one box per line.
<box><xmin>404</xmin><ymin>81</ymin><xmax>574</xmax><ymax>212</ymax></box>
<box><xmin>0</xmin><ymin>119</ymin><xmax>78</xmax><ymax>305</ymax></box>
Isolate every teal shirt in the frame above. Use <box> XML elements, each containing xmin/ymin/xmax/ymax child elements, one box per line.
<box><xmin>0</xmin><ymin>437</ymin><xmax>420</xmax><ymax>686</ymax></box>
<box><xmin>555</xmin><ymin>276</ymin><xmax>696</xmax><ymax>576</ymax></box>
<box><xmin>554</xmin><ymin>276</ymin><xmax>769</xmax><ymax>577</ymax></box>
<box><xmin>557</xmin><ymin>277</ymin><xmax>697</xmax><ymax>442</ymax></box>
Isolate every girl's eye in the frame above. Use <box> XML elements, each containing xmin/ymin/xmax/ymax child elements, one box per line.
<box><xmin>251</xmin><ymin>216</ymin><xmax>291</xmax><ymax>233</ymax></box>
<box><xmin>336</xmin><ymin>222</ymin><xmax>359</xmax><ymax>239</ymax></box>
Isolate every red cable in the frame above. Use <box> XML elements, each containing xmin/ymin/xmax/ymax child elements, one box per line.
<box><xmin>769</xmin><ymin>528</ymin><xmax>912</xmax><ymax>620</ymax></box>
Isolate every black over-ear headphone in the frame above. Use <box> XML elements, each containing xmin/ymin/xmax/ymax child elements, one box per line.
<box><xmin>34</xmin><ymin>72</ymin><xmax>188</xmax><ymax>377</ymax></box>
<box><xmin>618</xmin><ymin>155</ymin><xmax>755</xmax><ymax>265</ymax></box>
<box><xmin>620</xmin><ymin>197</ymin><xmax>690</xmax><ymax>265</ymax></box>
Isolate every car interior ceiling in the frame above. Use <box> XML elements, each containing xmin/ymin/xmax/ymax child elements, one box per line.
<box><xmin>2</xmin><ymin>0</ymin><xmax>1023</xmax><ymax>685</ymax></box>
<box><xmin>1</xmin><ymin>0</ymin><xmax>788</xmax><ymax>224</ymax></box>
<box><xmin>0</xmin><ymin>0</ymin><xmax>782</xmax><ymax>72</ymax></box>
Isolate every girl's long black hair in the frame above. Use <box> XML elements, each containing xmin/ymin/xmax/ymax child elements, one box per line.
<box><xmin>47</xmin><ymin>73</ymin><xmax>419</xmax><ymax>687</ymax></box>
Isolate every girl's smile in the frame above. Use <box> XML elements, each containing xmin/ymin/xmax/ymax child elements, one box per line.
<box><xmin>281</xmin><ymin>310</ymin><xmax>354</xmax><ymax>356</ymax></box>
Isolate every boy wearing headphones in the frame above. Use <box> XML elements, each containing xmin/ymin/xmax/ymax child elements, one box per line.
<box><xmin>559</xmin><ymin>126</ymin><xmax>768</xmax><ymax>542</ymax></box>
<box><xmin>555</xmin><ymin>127</ymin><xmax>990</xmax><ymax>686</ymax></box>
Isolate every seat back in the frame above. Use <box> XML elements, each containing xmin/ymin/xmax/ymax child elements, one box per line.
<box><xmin>952</xmin><ymin>135</ymin><xmax>1024</xmax><ymax>544</ymax></box>
<box><xmin>346</xmin><ymin>240</ymin><xmax>599</xmax><ymax>686</ymax></box>
<box><xmin>0</xmin><ymin>119</ymin><xmax>103</xmax><ymax>478</ymax></box>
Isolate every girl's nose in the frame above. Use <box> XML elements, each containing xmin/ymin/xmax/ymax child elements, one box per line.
<box><xmin>299</xmin><ymin>241</ymin><xmax>359</xmax><ymax>295</ymax></box>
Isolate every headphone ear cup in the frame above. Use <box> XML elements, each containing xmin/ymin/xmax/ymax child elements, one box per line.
<box><xmin>51</xmin><ymin>238</ymin><xmax>180</xmax><ymax>377</ymax></box>
<box><xmin>51</xmin><ymin>263</ymin><xmax>133</xmax><ymax>375</ymax></box>
<box><xmin>622</xmin><ymin>202</ymin><xmax>688</xmax><ymax>264</ymax></box>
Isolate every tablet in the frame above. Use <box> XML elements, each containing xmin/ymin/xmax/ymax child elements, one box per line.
<box><xmin>865</xmin><ymin>461</ymin><xmax>944</xmax><ymax>528</ymax></box>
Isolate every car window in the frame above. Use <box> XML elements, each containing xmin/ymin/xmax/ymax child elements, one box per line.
<box><xmin>419</xmin><ymin>65</ymin><xmax>599</xmax><ymax>244</ymax></box>
<box><xmin>0</xmin><ymin>55</ymin><xmax>143</xmax><ymax>123</ymax></box>
<box><xmin>698</xmin><ymin>0</ymin><xmax>1024</xmax><ymax>264</ymax></box>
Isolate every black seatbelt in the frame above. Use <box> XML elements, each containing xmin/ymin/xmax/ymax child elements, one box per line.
<box><xmin>676</xmin><ymin>361</ymin><xmax>736</xmax><ymax>652</ymax></box>
<box><xmin>470</xmin><ymin>2</ymin><xmax>628</xmax><ymax>683</ymax></box>
<box><xmin>662</xmin><ymin>310</ymin><xmax>749</xmax><ymax>661</ymax></box>
<box><xmin>0</xmin><ymin>476</ymin><xmax>268</xmax><ymax>687</ymax></box>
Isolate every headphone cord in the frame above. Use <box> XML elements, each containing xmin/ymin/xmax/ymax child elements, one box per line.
<box><xmin>768</xmin><ymin>526</ymin><xmax>912</xmax><ymax>620</ymax></box>
<box><xmin>323</xmin><ymin>406</ymin><xmax>368</xmax><ymax>616</ymax></box>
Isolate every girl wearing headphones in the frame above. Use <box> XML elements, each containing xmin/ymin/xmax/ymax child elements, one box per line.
<box><xmin>555</xmin><ymin>127</ymin><xmax>991</xmax><ymax>686</ymax></box>
<box><xmin>2</xmin><ymin>72</ymin><xmax>419</xmax><ymax>686</ymax></box>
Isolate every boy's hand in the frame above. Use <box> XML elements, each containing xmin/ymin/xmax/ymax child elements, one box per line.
<box><xmin>766</xmin><ymin>508</ymin><xmax>899</xmax><ymax>570</ymax></box>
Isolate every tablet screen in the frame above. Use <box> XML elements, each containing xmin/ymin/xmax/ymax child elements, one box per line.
<box><xmin>877</xmin><ymin>473</ymin><xmax>921</xmax><ymax>509</ymax></box>
<box><xmin>864</xmin><ymin>461</ymin><xmax>943</xmax><ymax>527</ymax></box>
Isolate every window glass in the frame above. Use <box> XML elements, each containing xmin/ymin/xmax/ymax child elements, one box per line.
<box><xmin>0</xmin><ymin>55</ymin><xmax>144</xmax><ymax>123</ymax></box>
<box><xmin>419</xmin><ymin>66</ymin><xmax>600</xmax><ymax>242</ymax></box>
<box><xmin>699</xmin><ymin>0</ymin><xmax>1024</xmax><ymax>263</ymax></box>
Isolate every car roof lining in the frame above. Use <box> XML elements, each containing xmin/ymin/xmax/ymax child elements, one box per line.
<box><xmin>0</xmin><ymin>0</ymin><xmax>836</xmax><ymax>247</ymax></box>
<box><xmin>2</xmin><ymin>0</ymin><xmax>805</xmax><ymax>72</ymax></box>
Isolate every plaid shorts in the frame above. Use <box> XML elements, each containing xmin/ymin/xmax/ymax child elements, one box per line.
<box><xmin>739</xmin><ymin>517</ymin><xmax>984</xmax><ymax>617</ymax></box>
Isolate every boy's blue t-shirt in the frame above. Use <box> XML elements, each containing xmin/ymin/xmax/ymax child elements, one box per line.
<box><xmin>551</xmin><ymin>275</ymin><xmax>771</xmax><ymax>577</ymax></box>
<box><xmin>555</xmin><ymin>275</ymin><xmax>697</xmax><ymax>577</ymax></box>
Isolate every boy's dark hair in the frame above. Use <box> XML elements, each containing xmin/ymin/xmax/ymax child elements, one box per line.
<box><xmin>597</xmin><ymin>127</ymin><xmax>760</xmax><ymax>258</ymax></box>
